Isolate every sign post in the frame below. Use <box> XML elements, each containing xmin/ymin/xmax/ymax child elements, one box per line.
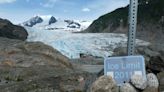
<box><xmin>104</xmin><ymin>0</ymin><xmax>145</xmax><ymax>87</ymax></box>
<box><xmin>127</xmin><ymin>0</ymin><xmax>138</xmax><ymax>55</ymax></box>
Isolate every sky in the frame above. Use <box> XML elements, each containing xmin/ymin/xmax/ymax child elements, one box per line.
<box><xmin>0</xmin><ymin>0</ymin><xmax>129</xmax><ymax>24</ymax></box>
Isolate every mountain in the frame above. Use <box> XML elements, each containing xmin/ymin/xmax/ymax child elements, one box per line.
<box><xmin>85</xmin><ymin>0</ymin><xmax>164</xmax><ymax>43</ymax></box>
<box><xmin>0</xmin><ymin>18</ymin><xmax>28</xmax><ymax>41</ymax></box>
<box><xmin>22</xmin><ymin>15</ymin><xmax>57</xmax><ymax>27</ymax></box>
<box><xmin>22</xmin><ymin>16</ymin><xmax>43</xmax><ymax>27</ymax></box>
<box><xmin>22</xmin><ymin>15</ymin><xmax>92</xmax><ymax>32</ymax></box>
<box><xmin>49</xmin><ymin>16</ymin><xmax>57</xmax><ymax>25</ymax></box>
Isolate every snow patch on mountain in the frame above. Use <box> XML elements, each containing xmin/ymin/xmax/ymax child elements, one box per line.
<box><xmin>22</xmin><ymin>16</ymin><xmax>43</xmax><ymax>27</ymax></box>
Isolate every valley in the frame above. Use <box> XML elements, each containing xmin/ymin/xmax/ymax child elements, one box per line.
<box><xmin>0</xmin><ymin>0</ymin><xmax>164</xmax><ymax>91</ymax></box>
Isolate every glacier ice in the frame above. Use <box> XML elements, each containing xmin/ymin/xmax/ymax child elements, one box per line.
<box><xmin>25</xmin><ymin>27</ymin><xmax>150</xmax><ymax>59</ymax></box>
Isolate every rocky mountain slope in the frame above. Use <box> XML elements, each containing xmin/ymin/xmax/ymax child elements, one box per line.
<box><xmin>0</xmin><ymin>18</ymin><xmax>28</xmax><ymax>41</ymax></box>
<box><xmin>0</xmin><ymin>37</ymin><xmax>72</xmax><ymax>68</ymax></box>
<box><xmin>85</xmin><ymin>0</ymin><xmax>164</xmax><ymax>44</ymax></box>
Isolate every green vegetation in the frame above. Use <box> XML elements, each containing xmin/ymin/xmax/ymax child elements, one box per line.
<box><xmin>86</xmin><ymin>0</ymin><xmax>164</xmax><ymax>33</ymax></box>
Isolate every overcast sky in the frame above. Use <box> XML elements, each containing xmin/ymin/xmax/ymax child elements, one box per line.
<box><xmin>0</xmin><ymin>0</ymin><xmax>129</xmax><ymax>24</ymax></box>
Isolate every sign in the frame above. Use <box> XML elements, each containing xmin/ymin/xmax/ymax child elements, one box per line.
<box><xmin>104</xmin><ymin>56</ymin><xmax>146</xmax><ymax>86</ymax></box>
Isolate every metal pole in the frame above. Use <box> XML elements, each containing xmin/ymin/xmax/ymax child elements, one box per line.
<box><xmin>127</xmin><ymin>0</ymin><xmax>138</xmax><ymax>55</ymax></box>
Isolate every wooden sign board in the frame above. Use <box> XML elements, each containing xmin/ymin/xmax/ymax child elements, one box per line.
<box><xmin>104</xmin><ymin>56</ymin><xmax>146</xmax><ymax>86</ymax></box>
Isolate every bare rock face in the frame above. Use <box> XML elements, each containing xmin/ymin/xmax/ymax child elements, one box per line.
<box><xmin>147</xmin><ymin>73</ymin><xmax>159</xmax><ymax>88</ymax></box>
<box><xmin>130</xmin><ymin>74</ymin><xmax>147</xmax><ymax>90</ymax></box>
<box><xmin>120</xmin><ymin>83</ymin><xmax>138</xmax><ymax>92</ymax></box>
<box><xmin>157</xmin><ymin>72</ymin><xmax>164</xmax><ymax>92</ymax></box>
<box><xmin>142</xmin><ymin>87</ymin><xmax>158</xmax><ymax>92</ymax></box>
<box><xmin>148</xmin><ymin>56</ymin><xmax>164</xmax><ymax>73</ymax></box>
<box><xmin>90</xmin><ymin>75</ymin><xmax>118</xmax><ymax>92</ymax></box>
<box><xmin>22</xmin><ymin>16</ymin><xmax>43</xmax><ymax>27</ymax></box>
<box><xmin>0</xmin><ymin>18</ymin><xmax>28</xmax><ymax>41</ymax></box>
<box><xmin>49</xmin><ymin>16</ymin><xmax>57</xmax><ymax>25</ymax></box>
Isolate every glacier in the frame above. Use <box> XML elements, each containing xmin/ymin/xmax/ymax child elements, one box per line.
<box><xmin>25</xmin><ymin>27</ymin><xmax>150</xmax><ymax>59</ymax></box>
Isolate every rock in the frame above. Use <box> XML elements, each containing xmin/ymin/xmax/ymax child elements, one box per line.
<box><xmin>157</xmin><ymin>72</ymin><xmax>164</xmax><ymax>92</ymax></box>
<box><xmin>136</xmin><ymin>46</ymin><xmax>161</xmax><ymax>68</ymax></box>
<box><xmin>112</xmin><ymin>47</ymin><xmax>127</xmax><ymax>56</ymax></box>
<box><xmin>64</xmin><ymin>20</ymin><xmax>81</xmax><ymax>28</ymax></box>
<box><xmin>142</xmin><ymin>87</ymin><xmax>158</xmax><ymax>92</ymax></box>
<box><xmin>130</xmin><ymin>74</ymin><xmax>147</xmax><ymax>90</ymax></box>
<box><xmin>137</xmin><ymin>46</ymin><xmax>160</xmax><ymax>57</ymax></box>
<box><xmin>147</xmin><ymin>73</ymin><xmax>159</xmax><ymax>88</ymax></box>
<box><xmin>0</xmin><ymin>18</ymin><xmax>28</xmax><ymax>40</ymax></box>
<box><xmin>0</xmin><ymin>65</ymin><xmax>97</xmax><ymax>92</ymax></box>
<box><xmin>120</xmin><ymin>83</ymin><xmax>138</xmax><ymax>92</ymax></box>
<box><xmin>113</xmin><ymin>46</ymin><xmax>164</xmax><ymax>74</ymax></box>
<box><xmin>148</xmin><ymin>44</ymin><xmax>164</xmax><ymax>54</ymax></box>
<box><xmin>148</xmin><ymin>56</ymin><xmax>164</xmax><ymax>73</ymax></box>
<box><xmin>112</xmin><ymin>46</ymin><xmax>160</xmax><ymax>57</ymax></box>
<box><xmin>90</xmin><ymin>75</ymin><xmax>117</xmax><ymax>92</ymax></box>
<box><xmin>22</xmin><ymin>16</ymin><xmax>43</xmax><ymax>27</ymax></box>
<box><xmin>49</xmin><ymin>16</ymin><xmax>57</xmax><ymax>25</ymax></box>
<box><xmin>0</xmin><ymin>37</ymin><xmax>72</xmax><ymax>68</ymax></box>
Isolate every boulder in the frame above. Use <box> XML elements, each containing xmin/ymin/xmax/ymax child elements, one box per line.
<box><xmin>130</xmin><ymin>74</ymin><xmax>147</xmax><ymax>90</ymax></box>
<box><xmin>157</xmin><ymin>72</ymin><xmax>164</xmax><ymax>92</ymax></box>
<box><xmin>147</xmin><ymin>73</ymin><xmax>159</xmax><ymax>88</ymax></box>
<box><xmin>142</xmin><ymin>87</ymin><xmax>158</xmax><ymax>92</ymax></box>
<box><xmin>113</xmin><ymin>46</ymin><xmax>164</xmax><ymax>74</ymax></box>
<box><xmin>0</xmin><ymin>18</ymin><xmax>28</xmax><ymax>40</ymax></box>
<box><xmin>148</xmin><ymin>56</ymin><xmax>164</xmax><ymax>73</ymax></box>
<box><xmin>120</xmin><ymin>83</ymin><xmax>138</xmax><ymax>92</ymax></box>
<box><xmin>90</xmin><ymin>75</ymin><xmax>118</xmax><ymax>92</ymax></box>
<box><xmin>112</xmin><ymin>47</ymin><xmax>127</xmax><ymax>56</ymax></box>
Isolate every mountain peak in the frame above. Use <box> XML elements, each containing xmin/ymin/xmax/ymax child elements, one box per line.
<box><xmin>23</xmin><ymin>16</ymin><xmax>43</xmax><ymax>27</ymax></box>
<box><xmin>22</xmin><ymin>15</ymin><xmax>57</xmax><ymax>27</ymax></box>
<box><xmin>49</xmin><ymin>16</ymin><xmax>57</xmax><ymax>25</ymax></box>
<box><xmin>21</xmin><ymin>15</ymin><xmax>92</xmax><ymax>32</ymax></box>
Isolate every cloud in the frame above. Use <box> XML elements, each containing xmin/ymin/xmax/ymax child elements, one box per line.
<box><xmin>42</xmin><ymin>0</ymin><xmax>58</xmax><ymax>8</ymax></box>
<box><xmin>0</xmin><ymin>0</ymin><xmax>16</xmax><ymax>4</ymax></box>
<box><xmin>82</xmin><ymin>8</ymin><xmax>91</xmax><ymax>12</ymax></box>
